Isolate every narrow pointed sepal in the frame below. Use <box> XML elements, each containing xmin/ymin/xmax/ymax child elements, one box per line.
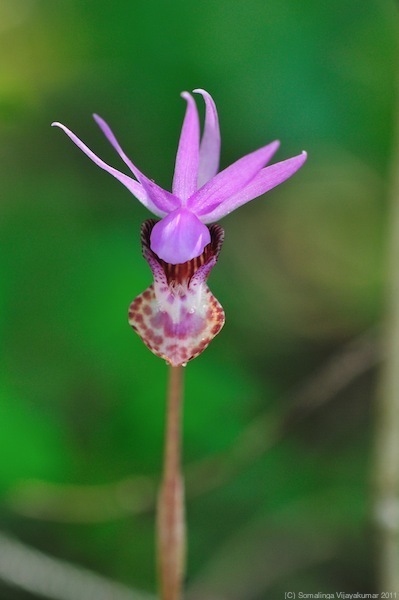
<box><xmin>129</xmin><ymin>220</ymin><xmax>225</xmax><ymax>366</ymax></box>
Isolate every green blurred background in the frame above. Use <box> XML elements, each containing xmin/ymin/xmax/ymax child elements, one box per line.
<box><xmin>0</xmin><ymin>0</ymin><xmax>398</xmax><ymax>598</ymax></box>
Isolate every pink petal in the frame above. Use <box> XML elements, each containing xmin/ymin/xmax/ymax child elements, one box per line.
<box><xmin>187</xmin><ymin>141</ymin><xmax>280</xmax><ymax>216</ymax></box>
<box><xmin>93</xmin><ymin>114</ymin><xmax>179</xmax><ymax>214</ymax></box>
<box><xmin>172</xmin><ymin>92</ymin><xmax>200</xmax><ymax>201</ymax></box>
<box><xmin>201</xmin><ymin>151</ymin><xmax>307</xmax><ymax>222</ymax></box>
<box><xmin>150</xmin><ymin>208</ymin><xmax>211</xmax><ymax>264</ymax></box>
<box><xmin>52</xmin><ymin>122</ymin><xmax>167</xmax><ymax>217</ymax></box>
<box><xmin>194</xmin><ymin>89</ymin><xmax>220</xmax><ymax>188</ymax></box>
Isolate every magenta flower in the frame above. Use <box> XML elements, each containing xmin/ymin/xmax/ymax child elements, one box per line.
<box><xmin>52</xmin><ymin>90</ymin><xmax>306</xmax><ymax>366</ymax></box>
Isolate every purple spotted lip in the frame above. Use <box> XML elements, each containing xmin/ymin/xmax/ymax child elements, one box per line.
<box><xmin>127</xmin><ymin>219</ymin><xmax>225</xmax><ymax>366</ymax></box>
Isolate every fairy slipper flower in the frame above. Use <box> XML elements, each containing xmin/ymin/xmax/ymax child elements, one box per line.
<box><xmin>52</xmin><ymin>90</ymin><xmax>306</xmax><ymax>365</ymax></box>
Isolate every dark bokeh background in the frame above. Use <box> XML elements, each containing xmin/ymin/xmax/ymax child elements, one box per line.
<box><xmin>0</xmin><ymin>0</ymin><xmax>398</xmax><ymax>598</ymax></box>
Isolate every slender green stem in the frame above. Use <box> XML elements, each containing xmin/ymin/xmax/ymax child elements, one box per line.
<box><xmin>157</xmin><ymin>365</ymin><xmax>186</xmax><ymax>600</ymax></box>
<box><xmin>373</xmin><ymin>47</ymin><xmax>399</xmax><ymax>591</ymax></box>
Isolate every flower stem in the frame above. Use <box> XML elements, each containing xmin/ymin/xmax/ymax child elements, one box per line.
<box><xmin>157</xmin><ymin>365</ymin><xmax>186</xmax><ymax>600</ymax></box>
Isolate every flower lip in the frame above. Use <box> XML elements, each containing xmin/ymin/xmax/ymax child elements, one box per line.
<box><xmin>129</xmin><ymin>219</ymin><xmax>225</xmax><ymax>366</ymax></box>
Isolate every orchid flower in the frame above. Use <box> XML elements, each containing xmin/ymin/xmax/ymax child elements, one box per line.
<box><xmin>52</xmin><ymin>90</ymin><xmax>306</xmax><ymax>366</ymax></box>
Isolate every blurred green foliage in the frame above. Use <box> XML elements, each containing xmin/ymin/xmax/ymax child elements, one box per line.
<box><xmin>0</xmin><ymin>0</ymin><xmax>398</xmax><ymax>597</ymax></box>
